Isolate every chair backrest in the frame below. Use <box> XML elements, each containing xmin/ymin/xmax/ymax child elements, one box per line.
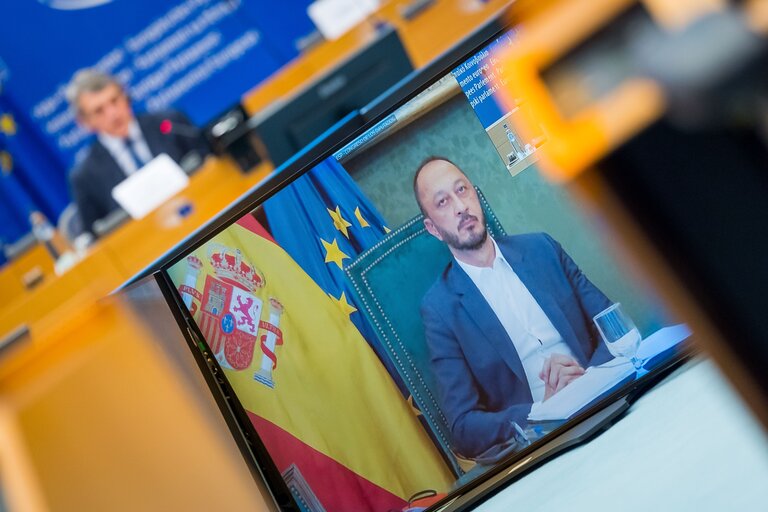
<box><xmin>344</xmin><ymin>188</ymin><xmax>505</xmax><ymax>476</ymax></box>
<box><xmin>57</xmin><ymin>203</ymin><xmax>85</xmax><ymax>243</ymax></box>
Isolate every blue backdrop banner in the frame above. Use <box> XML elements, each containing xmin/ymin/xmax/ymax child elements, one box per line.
<box><xmin>0</xmin><ymin>157</ymin><xmax>37</xmax><ymax>265</ymax></box>
<box><xmin>0</xmin><ymin>0</ymin><xmax>315</xmax><ymax>245</ymax></box>
<box><xmin>0</xmin><ymin>97</ymin><xmax>70</xmax><ymax>224</ymax></box>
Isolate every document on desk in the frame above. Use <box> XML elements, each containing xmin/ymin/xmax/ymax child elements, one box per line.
<box><xmin>528</xmin><ymin>324</ymin><xmax>692</xmax><ymax>421</ymax></box>
<box><xmin>112</xmin><ymin>153</ymin><xmax>189</xmax><ymax>220</ymax></box>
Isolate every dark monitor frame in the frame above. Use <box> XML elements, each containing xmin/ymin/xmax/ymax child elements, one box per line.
<box><xmin>247</xmin><ymin>23</ymin><xmax>414</xmax><ymax>167</ymax></box>
<box><xmin>150</xmin><ymin>8</ymin><xmax>695</xmax><ymax>511</ymax></box>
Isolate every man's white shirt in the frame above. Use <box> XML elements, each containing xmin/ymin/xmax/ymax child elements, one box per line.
<box><xmin>456</xmin><ymin>237</ymin><xmax>575</xmax><ymax>402</ymax></box>
<box><xmin>98</xmin><ymin>119</ymin><xmax>153</xmax><ymax>176</ymax></box>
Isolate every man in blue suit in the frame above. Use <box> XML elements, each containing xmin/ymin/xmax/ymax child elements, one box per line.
<box><xmin>415</xmin><ymin>157</ymin><xmax>613</xmax><ymax>460</ymax></box>
<box><xmin>66</xmin><ymin>69</ymin><xmax>210</xmax><ymax>235</ymax></box>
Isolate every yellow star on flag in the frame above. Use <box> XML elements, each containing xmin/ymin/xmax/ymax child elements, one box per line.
<box><xmin>0</xmin><ymin>151</ymin><xmax>12</xmax><ymax>175</ymax></box>
<box><xmin>327</xmin><ymin>206</ymin><xmax>353</xmax><ymax>238</ymax></box>
<box><xmin>328</xmin><ymin>291</ymin><xmax>357</xmax><ymax>317</ymax></box>
<box><xmin>354</xmin><ymin>206</ymin><xmax>370</xmax><ymax>228</ymax></box>
<box><xmin>321</xmin><ymin>237</ymin><xmax>350</xmax><ymax>269</ymax></box>
<box><xmin>0</xmin><ymin>114</ymin><xmax>16</xmax><ymax>136</ymax></box>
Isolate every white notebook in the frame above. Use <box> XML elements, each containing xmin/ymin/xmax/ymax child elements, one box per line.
<box><xmin>111</xmin><ymin>153</ymin><xmax>189</xmax><ymax>220</ymax></box>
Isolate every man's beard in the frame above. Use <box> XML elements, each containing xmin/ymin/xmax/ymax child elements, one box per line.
<box><xmin>437</xmin><ymin>213</ymin><xmax>488</xmax><ymax>251</ymax></box>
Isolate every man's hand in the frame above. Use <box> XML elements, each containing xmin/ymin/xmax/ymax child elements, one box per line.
<box><xmin>539</xmin><ymin>354</ymin><xmax>585</xmax><ymax>401</ymax></box>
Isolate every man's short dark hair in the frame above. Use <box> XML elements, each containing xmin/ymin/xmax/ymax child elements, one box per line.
<box><xmin>413</xmin><ymin>156</ymin><xmax>462</xmax><ymax>216</ymax></box>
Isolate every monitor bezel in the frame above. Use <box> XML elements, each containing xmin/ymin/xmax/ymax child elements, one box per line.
<box><xmin>249</xmin><ymin>23</ymin><xmax>415</xmax><ymax>167</ymax></box>
<box><xmin>155</xmin><ymin>9</ymin><xmax>695</xmax><ymax>510</ymax></box>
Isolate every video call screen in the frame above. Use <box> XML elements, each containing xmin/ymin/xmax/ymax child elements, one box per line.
<box><xmin>167</xmin><ymin>29</ymin><xmax>692</xmax><ymax>512</ymax></box>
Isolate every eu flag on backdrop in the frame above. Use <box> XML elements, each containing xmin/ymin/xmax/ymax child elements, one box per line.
<box><xmin>0</xmin><ymin>95</ymin><xmax>69</xmax><ymax>224</ymax></box>
<box><xmin>0</xmin><ymin>153</ymin><xmax>37</xmax><ymax>266</ymax></box>
<box><xmin>262</xmin><ymin>157</ymin><xmax>402</xmax><ymax>379</ymax></box>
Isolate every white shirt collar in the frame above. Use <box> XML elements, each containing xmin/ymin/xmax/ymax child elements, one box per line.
<box><xmin>455</xmin><ymin>237</ymin><xmax>509</xmax><ymax>278</ymax></box>
<box><xmin>97</xmin><ymin>118</ymin><xmax>142</xmax><ymax>150</ymax></box>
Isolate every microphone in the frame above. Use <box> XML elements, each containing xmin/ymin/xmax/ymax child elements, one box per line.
<box><xmin>158</xmin><ymin>117</ymin><xmax>208</xmax><ymax>174</ymax></box>
<box><xmin>159</xmin><ymin>118</ymin><xmax>201</xmax><ymax>138</ymax></box>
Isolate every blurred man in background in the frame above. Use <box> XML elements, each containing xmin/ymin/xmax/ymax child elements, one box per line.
<box><xmin>66</xmin><ymin>69</ymin><xmax>209</xmax><ymax>234</ymax></box>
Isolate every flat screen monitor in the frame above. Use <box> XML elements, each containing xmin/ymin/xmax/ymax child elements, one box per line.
<box><xmin>248</xmin><ymin>24</ymin><xmax>414</xmax><ymax>167</ymax></box>
<box><xmin>156</xmin><ymin>17</ymin><xmax>694</xmax><ymax>512</ymax></box>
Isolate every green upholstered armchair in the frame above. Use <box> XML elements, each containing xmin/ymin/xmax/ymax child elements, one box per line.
<box><xmin>344</xmin><ymin>188</ymin><xmax>506</xmax><ymax>476</ymax></box>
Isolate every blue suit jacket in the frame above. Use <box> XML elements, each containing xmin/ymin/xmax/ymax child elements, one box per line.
<box><xmin>69</xmin><ymin>110</ymin><xmax>209</xmax><ymax>234</ymax></box>
<box><xmin>420</xmin><ymin>233</ymin><xmax>612</xmax><ymax>458</ymax></box>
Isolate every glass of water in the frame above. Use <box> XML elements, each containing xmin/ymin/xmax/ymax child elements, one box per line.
<box><xmin>593</xmin><ymin>303</ymin><xmax>643</xmax><ymax>371</ymax></box>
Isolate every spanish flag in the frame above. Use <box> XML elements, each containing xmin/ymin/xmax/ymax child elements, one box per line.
<box><xmin>169</xmin><ymin>215</ymin><xmax>453</xmax><ymax>511</ymax></box>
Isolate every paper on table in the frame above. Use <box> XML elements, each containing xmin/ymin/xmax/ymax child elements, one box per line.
<box><xmin>528</xmin><ymin>324</ymin><xmax>692</xmax><ymax>421</ymax></box>
<box><xmin>111</xmin><ymin>153</ymin><xmax>189</xmax><ymax>220</ymax></box>
<box><xmin>528</xmin><ymin>362</ymin><xmax>635</xmax><ymax>421</ymax></box>
<box><xmin>308</xmin><ymin>0</ymin><xmax>379</xmax><ymax>40</ymax></box>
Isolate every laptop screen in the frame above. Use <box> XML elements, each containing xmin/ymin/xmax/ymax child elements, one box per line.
<box><xmin>164</xmin><ymin>25</ymin><xmax>691</xmax><ymax>512</ymax></box>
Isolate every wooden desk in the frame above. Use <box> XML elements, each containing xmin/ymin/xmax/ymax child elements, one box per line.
<box><xmin>0</xmin><ymin>244</ymin><xmax>55</xmax><ymax>311</ymax></box>
<box><xmin>0</xmin><ymin>259</ymin><xmax>28</xmax><ymax>311</ymax></box>
<box><xmin>377</xmin><ymin>0</ymin><xmax>513</xmax><ymax>67</ymax></box>
<box><xmin>241</xmin><ymin>0</ymin><xmax>513</xmax><ymax>115</ymax></box>
<box><xmin>0</xmin><ymin>247</ymin><xmax>124</xmax><ymax>359</ymax></box>
<box><xmin>0</xmin><ymin>294</ymin><xmax>271</xmax><ymax>511</ymax></box>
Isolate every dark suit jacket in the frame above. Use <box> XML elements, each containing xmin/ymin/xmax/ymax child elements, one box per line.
<box><xmin>420</xmin><ymin>232</ymin><xmax>613</xmax><ymax>458</ymax></box>
<box><xmin>69</xmin><ymin>110</ymin><xmax>209</xmax><ymax>234</ymax></box>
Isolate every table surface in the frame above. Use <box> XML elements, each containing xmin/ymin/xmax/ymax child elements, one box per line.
<box><xmin>473</xmin><ymin>358</ymin><xmax>768</xmax><ymax>511</ymax></box>
<box><xmin>0</xmin><ymin>294</ymin><xmax>272</xmax><ymax>512</ymax></box>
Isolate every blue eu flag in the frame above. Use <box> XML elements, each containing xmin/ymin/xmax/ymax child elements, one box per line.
<box><xmin>263</xmin><ymin>157</ymin><xmax>403</xmax><ymax>378</ymax></box>
<box><xmin>0</xmin><ymin>95</ymin><xmax>69</xmax><ymax>225</ymax></box>
<box><xmin>0</xmin><ymin>152</ymin><xmax>37</xmax><ymax>267</ymax></box>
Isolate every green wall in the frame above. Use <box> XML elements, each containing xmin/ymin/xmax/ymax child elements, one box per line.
<box><xmin>345</xmin><ymin>94</ymin><xmax>671</xmax><ymax>334</ymax></box>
